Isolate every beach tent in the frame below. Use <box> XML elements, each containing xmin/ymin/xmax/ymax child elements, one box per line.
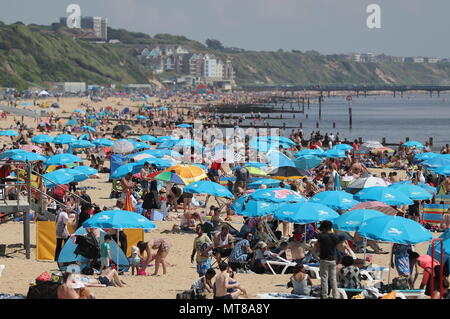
<box><xmin>38</xmin><ymin>90</ymin><xmax>49</xmax><ymax>96</ymax></box>
<box><xmin>57</xmin><ymin>227</ymin><xmax>131</xmax><ymax>272</ymax></box>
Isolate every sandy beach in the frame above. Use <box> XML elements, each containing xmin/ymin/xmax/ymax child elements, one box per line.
<box><xmin>0</xmin><ymin>96</ymin><xmax>443</xmax><ymax>299</ymax></box>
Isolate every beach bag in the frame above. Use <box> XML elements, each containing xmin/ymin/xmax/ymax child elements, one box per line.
<box><xmin>35</xmin><ymin>272</ymin><xmax>51</xmax><ymax>285</ymax></box>
<box><xmin>392</xmin><ymin>276</ymin><xmax>410</xmax><ymax>290</ymax></box>
<box><xmin>142</xmin><ymin>191</ymin><xmax>161</xmax><ymax>210</ymax></box>
<box><xmin>27</xmin><ymin>282</ymin><xmax>59</xmax><ymax>299</ymax></box>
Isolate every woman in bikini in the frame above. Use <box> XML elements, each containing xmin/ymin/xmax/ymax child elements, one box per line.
<box><xmin>137</xmin><ymin>238</ymin><xmax>172</xmax><ymax>276</ymax></box>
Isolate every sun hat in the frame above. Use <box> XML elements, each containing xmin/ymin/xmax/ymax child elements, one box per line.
<box><xmin>159</xmin><ymin>187</ymin><xmax>167</xmax><ymax>193</ymax></box>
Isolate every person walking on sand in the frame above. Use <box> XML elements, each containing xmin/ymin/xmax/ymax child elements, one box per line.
<box><xmin>191</xmin><ymin>224</ymin><xmax>213</xmax><ymax>277</ymax></box>
<box><xmin>315</xmin><ymin>220</ymin><xmax>340</xmax><ymax>299</ymax></box>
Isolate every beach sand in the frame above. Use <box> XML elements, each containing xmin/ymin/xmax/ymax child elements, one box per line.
<box><xmin>0</xmin><ymin>97</ymin><xmax>436</xmax><ymax>298</ymax></box>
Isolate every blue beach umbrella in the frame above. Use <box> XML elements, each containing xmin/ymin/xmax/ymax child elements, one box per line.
<box><xmin>82</xmin><ymin>210</ymin><xmax>156</xmax><ymax>230</ymax></box>
<box><xmin>53</xmin><ymin>134</ymin><xmax>78</xmax><ymax>144</ymax></box>
<box><xmin>324</xmin><ymin>149</ymin><xmax>346</xmax><ymax>158</ymax></box>
<box><xmin>42</xmin><ymin>170</ymin><xmax>75</xmax><ymax>188</ymax></box>
<box><xmin>21</xmin><ymin>102</ymin><xmax>31</xmax><ymax>107</ymax></box>
<box><xmin>402</xmin><ymin>141</ymin><xmax>424</xmax><ymax>149</ymax></box>
<box><xmin>183</xmin><ymin>180</ymin><xmax>234</xmax><ymax>198</ymax></box>
<box><xmin>154</xmin><ymin>136</ymin><xmax>179</xmax><ymax>143</ymax></box>
<box><xmin>332</xmin><ymin>144</ymin><xmax>353</xmax><ymax>151</ymax></box>
<box><xmin>393</xmin><ymin>181</ymin><xmax>437</xmax><ymax>195</ymax></box>
<box><xmin>110</xmin><ymin>163</ymin><xmax>140</xmax><ymax>179</ymax></box>
<box><xmin>273</xmin><ymin>202</ymin><xmax>339</xmax><ymax>224</ymax></box>
<box><xmin>427</xmin><ymin>230</ymin><xmax>450</xmax><ymax>272</ymax></box>
<box><xmin>354</xmin><ymin>186</ymin><xmax>414</xmax><ymax>206</ymax></box>
<box><xmin>66</xmin><ymin>119</ymin><xmax>78</xmax><ymax>126</ymax></box>
<box><xmin>357</xmin><ymin>215</ymin><xmax>432</xmax><ymax>244</ymax></box>
<box><xmin>136</xmin><ymin>115</ymin><xmax>148</xmax><ymax>120</ymax></box>
<box><xmin>294</xmin><ymin>155</ymin><xmax>323</xmax><ymax>170</ymax></box>
<box><xmin>267</xmin><ymin>150</ymin><xmax>295</xmax><ymax>168</ymax></box>
<box><xmin>72</xmin><ymin>166</ymin><xmax>98</xmax><ymax>176</ymax></box>
<box><xmin>415</xmin><ymin>152</ymin><xmax>439</xmax><ymax>162</ymax></box>
<box><xmin>45</xmin><ymin>153</ymin><xmax>83</xmax><ymax>166</ymax></box>
<box><xmin>247</xmin><ymin>178</ymin><xmax>284</xmax><ymax>189</ymax></box>
<box><xmin>10</xmin><ymin>151</ymin><xmax>47</xmax><ymax>162</ymax></box>
<box><xmin>130</xmin><ymin>149</ymin><xmax>182</xmax><ymax>159</ymax></box>
<box><xmin>388</xmin><ymin>183</ymin><xmax>432</xmax><ymax>200</ymax></box>
<box><xmin>57</xmin><ymin>168</ymin><xmax>89</xmax><ymax>183</ymax></box>
<box><xmin>159</xmin><ymin>107</ymin><xmax>168</xmax><ymax>111</ymax></box>
<box><xmin>0</xmin><ymin>149</ymin><xmax>26</xmax><ymax>159</ymax></box>
<box><xmin>239</xmin><ymin>200</ymin><xmax>284</xmax><ymax>218</ymax></box>
<box><xmin>78</xmin><ymin>134</ymin><xmax>90</xmax><ymax>141</ymax></box>
<box><xmin>434</xmin><ymin>165</ymin><xmax>450</xmax><ymax>176</ymax></box>
<box><xmin>81</xmin><ymin>126</ymin><xmax>96</xmax><ymax>133</ymax></box>
<box><xmin>74</xmin><ymin>109</ymin><xmax>85</xmax><ymax>114</ymax></box>
<box><xmin>0</xmin><ymin>130</ymin><xmax>19</xmax><ymax>137</ymax></box>
<box><xmin>140</xmin><ymin>135</ymin><xmax>157</xmax><ymax>143</ymax></box>
<box><xmin>32</xmin><ymin>134</ymin><xmax>53</xmax><ymax>144</ymax></box>
<box><xmin>136</xmin><ymin>157</ymin><xmax>172</xmax><ymax>168</ymax></box>
<box><xmin>295</xmin><ymin>148</ymin><xmax>325</xmax><ymax>157</ymax></box>
<box><xmin>230</xmin><ymin>195</ymin><xmax>248</xmax><ymax>213</ymax></box>
<box><xmin>70</xmin><ymin>140</ymin><xmax>94</xmax><ymax>149</ymax></box>
<box><xmin>250</xmin><ymin>188</ymin><xmax>306</xmax><ymax>203</ymax></box>
<box><xmin>132</xmin><ymin>141</ymin><xmax>151</xmax><ymax>150</ymax></box>
<box><xmin>177</xmin><ymin>124</ymin><xmax>192</xmax><ymax>128</ymax></box>
<box><xmin>421</xmin><ymin>155</ymin><xmax>450</xmax><ymax>169</ymax></box>
<box><xmin>93</xmin><ymin>138</ymin><xmax>113</xmax><ymax>147</ymax></box>
<box><xmin>310</xmin><ymin>191</ymin><xmax>359</xmax><ymax>210</ymax></box>
<box><xmin>333</xmin><ymin>209</ymin><xmax>385</xmax><ymax>231</ymax></box>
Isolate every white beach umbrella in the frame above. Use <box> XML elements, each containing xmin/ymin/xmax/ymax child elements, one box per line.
<box><xmin>361</xmin><ymin>141</ymin><xmax>384</xmax><ymax>149</ymax></box>
<box><xmin>112</xmin><ymin>140</ymin><xmax>134</xmax><ymax>154</ymax></box>
<box><xmin>346</xmin><ymin>176</ymin><xmax>388</xmax><ymax>194</ymax></box>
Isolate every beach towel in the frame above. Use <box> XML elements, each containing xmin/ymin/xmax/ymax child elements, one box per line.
<box><xmin>423</xmin><ymin>204</ymin><xmax>447</xmax><ymax>224</ymax></box>
<box><xmin>124</xmin><ymin>191</ymin><xmax>135</xmax><ymax>212</ymax></box>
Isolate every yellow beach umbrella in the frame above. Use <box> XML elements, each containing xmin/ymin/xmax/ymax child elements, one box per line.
<box><xmin>246</xmin><ymin>166</ymin><xmax>268</xmax><ymax>176</ymax></box>
<box><xmin>165</xmin><ymin>164</ymin><xmax>207</xmax><ymax>184</ymax></box>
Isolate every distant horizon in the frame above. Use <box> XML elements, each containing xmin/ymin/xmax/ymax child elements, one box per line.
<box><xmin>0</xmin><ymin>0</ymin><xmax>449</xmax><ymax>58</ymax></box>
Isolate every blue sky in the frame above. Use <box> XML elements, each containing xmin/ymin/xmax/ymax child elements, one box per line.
<box><xmin>0</xmin><ymin>0</ymin><xmax>449</xmax><ymax>57</ymax></box>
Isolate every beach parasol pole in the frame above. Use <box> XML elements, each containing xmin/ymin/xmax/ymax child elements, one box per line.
<box><xmin>363</xmin><ymin>237</ymin><xmax>367</xmax><ymax>262</ymax></box>
<box><xmin>387</xmin><ymin>243</ymin><xmax>393</xmax><ymax>284</ymax></box>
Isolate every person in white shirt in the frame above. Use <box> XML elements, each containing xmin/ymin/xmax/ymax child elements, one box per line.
<box><xmin>55</xmin><ymin>209</ymin><xmax>73</xmax><ymax>261</ymax></box>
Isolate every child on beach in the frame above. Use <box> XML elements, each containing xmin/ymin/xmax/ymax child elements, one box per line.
<box><xmin>100</xmin><ymin>235</ymin><xmax>112</xmax><ymax>270</ymax></box>
<box><xmin>129</xmin><ymin>246</ymin><xmax>141</xmax><ymax>276</ymax></box>
<box><xmin>191</xmin><ymin>268</ymin><xmax>216</xmax><ymax>293</ymax></box>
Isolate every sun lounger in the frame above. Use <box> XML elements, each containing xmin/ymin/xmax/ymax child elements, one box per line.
<box><xmin>303</xmin><ymin>264</ymin><xmax>321</xmax><ymax>279</ymax></box>
<box><xmin>266</xmin><ymin>255</ymin><xmax>297</xmax><ymax>275</ymax></box>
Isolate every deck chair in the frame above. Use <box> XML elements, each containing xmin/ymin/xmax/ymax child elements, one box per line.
<box><xmin>257</xmin><ymin>219</ymin><xmax>283</xmax><ymax>249</ymax></box>
<box><xmin>266</xmin><ymin>255</ymin><xmax>297</xmax><ymax>275</ymax></box>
